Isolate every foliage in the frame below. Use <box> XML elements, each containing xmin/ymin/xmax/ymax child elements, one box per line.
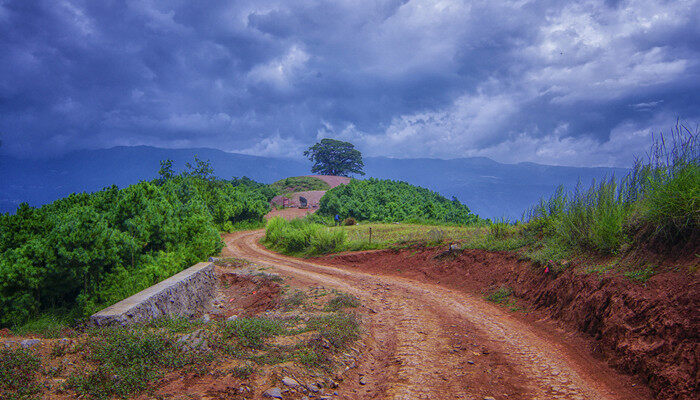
<box><xmin>304</xmin><ymin>138</ymin><xmax>365</xmax><ymax>176</ymax></box>
<box><xmin>522</xmin><ymin>123</ymin><xmax>698</xmax><ymax>255</ymax></box>
<box><xmin>0</xmin><ymin>348</ymin><xmax>42</xmax><ymax>400</ymax></box>
<box><xmin>320</xmin><ymin>178</ymin><xmax>480</xmax><ymax>225</ymax></box>
<box><xmin>0</xmin><ymin>161</ymin><xmax>271</xmax><ymax>328</ymax></box>
<box><xmin>270</xmin><ymin>176</ymin><xmax>330</xmax><ymax>194</ymax></box>
<box><xmin>264</xmin><ymin>217</ymin><xmax>346</xmax><ymax>255</ymax></box>
<box><xmin>486</xmin><ymin>286</ymin><xmax>512</xmax><ymax>304</ymax></box>
<box><xmin>307</xmin><ymin>313</ymin><xmax>360</xmax><ymax>349</ymax></box>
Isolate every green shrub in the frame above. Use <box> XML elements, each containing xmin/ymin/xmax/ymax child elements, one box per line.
<box><xmin>264</xmin><ymin>217</ymin><xmax>347</xmax><ymax>255</ymax></box>
<box><xmin>319</xmin><ymin>178</ymin><xmax>480</xmax><ymax>225</ymax></box>
<box><xmin>343</xmin><ymin>217</ymin><xmax>356</xmax><ymax>226</ymax></box>
<box><xmin>270</xmin><ymin>176</ymin><xmax>330</xmax><ymax>193</ymax></box>
<box><xmin>0</xmin><ymin>161</ymin><xmax>272</xmax><ymax>328</ymax></box>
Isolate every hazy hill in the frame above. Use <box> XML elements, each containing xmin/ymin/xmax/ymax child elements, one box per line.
<box><xmin>0</xmin><ymin>146</ymin><xmax>626</xmax><ymax>219</ymax></box>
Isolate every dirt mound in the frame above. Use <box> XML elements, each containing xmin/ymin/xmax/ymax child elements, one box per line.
<box><xmin>306</xmin><ymin>175</ymin><xmax>351</xmax><ymax>188</ymax></box>
<box><xmin>316</xmin><ymin>247</ymin><xmax>699</xmax><ymax>400</ymax></box>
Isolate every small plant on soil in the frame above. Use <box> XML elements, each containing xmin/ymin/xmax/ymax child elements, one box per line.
<box><xmin>308</xmin><ymin>313</ymin><xmax>360</xmax><ymax>349</ymax></box>
<box><xmin>325</xmin><ymin>293</ymin><xmax>361</xmax><ymax>311</ymax></box>
<box><xmin>282</xmin><ymin>290</ymin><xmax>308</xmax><ymax>310</ymax></box>
<box><xmin>486</xmin><ymin>286</ymin><xmax>512</xmax><ymax>304</ymax></box>
<box><xmin>229</xmin><ymin>364</ymin><xmax>256</xmax><ymax>379</ymax></box>
<box><xmin>0</xmin><ymin>348</ymin><xmax>42</xmax><ymax>400</ymax></box>
<box><xmin>66</xmin><ymin>328</ymin><xmax>211</xmax><ymax>399</ymax></box>
<box><xmin>222</xmin><ymin>317</ymin><xmax>284</xmax><ymax>349</ymax></box>
<box><xmin>623</xmin><ymin>265</ymin><xmax>655</xmax><ymax>282</ymax></box>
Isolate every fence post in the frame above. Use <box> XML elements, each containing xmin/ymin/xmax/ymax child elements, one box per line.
<box><xmin>369</xmin><ymin>227</ymin><xmax>372</xmax><ymax>244</ymax></box>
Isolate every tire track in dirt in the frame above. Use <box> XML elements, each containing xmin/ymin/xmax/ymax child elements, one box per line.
<box><xmin>223</xmin><ymin>230</ymin><xmax>650</xmax><ymax>400</ymax></box>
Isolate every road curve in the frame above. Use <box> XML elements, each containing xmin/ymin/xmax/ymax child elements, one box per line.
<box><xmin>223</xmin><ymin>230</ymin><xmax>651</xmax><ymax>400</ymax></box>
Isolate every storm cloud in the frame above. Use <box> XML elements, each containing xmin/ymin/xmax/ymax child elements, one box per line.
<box><xmin>1</xmin><ymin>0</ymin><xmax>698</xmax><ymax>166</ymax></box>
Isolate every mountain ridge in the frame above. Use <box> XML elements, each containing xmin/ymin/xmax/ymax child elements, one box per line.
<box><xmin>0</xmin><ymin>146</ymin><xmax>628</xmax><ymax>218</ymax></box>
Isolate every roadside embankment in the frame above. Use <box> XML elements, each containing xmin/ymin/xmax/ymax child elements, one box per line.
<box><xmin>316</xmin><ymin>247</ymin><xmax>699</xmax><ymax>400</ymax></box>
<box><xmin>90</xmin><ymin>262</ymin><xmax>215</xmax><ymax>326</ymax></box>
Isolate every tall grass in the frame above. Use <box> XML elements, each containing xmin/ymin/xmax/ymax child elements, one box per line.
<box><xmin>524</xmin><ymin>123</ymin><xmax>698</xmax><ymax>254</ymax></box>
<box><xmin>264</xmin><ymin>217</ymin><xmax>346</xmax><ymax>255</ymax></box>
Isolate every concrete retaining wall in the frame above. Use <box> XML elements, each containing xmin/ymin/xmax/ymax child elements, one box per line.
<box><xmin>90</xmin><ymin>262</ymin><xmax>215</xmax><ymax>326</ymax></box>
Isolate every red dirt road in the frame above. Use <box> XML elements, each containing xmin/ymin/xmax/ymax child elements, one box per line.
<box><xmin>223</xmin><ymin>230</ymin><xmax>653</xmax><ymax>400</ymax></box>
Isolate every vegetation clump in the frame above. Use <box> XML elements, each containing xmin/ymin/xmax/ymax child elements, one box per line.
<box><xmin>270</xmin><ymin>176</ymin><xmax>330</xmax><ymax>193</ymax></box>
<box><xmin>520</xmin><ymin>124</ymin><xmax>698</xmax><ymax>262</ymax></box>
<box><xmin>320</xmin><ymin>178</ymin><xmax>480</xmax><ymax>225</ymax></box>
<box><xmin>0</xmin><ymin>159</ymin><xmax>271</xmax><ymax>328</ymax></box>
<box><xmin>264</xmin><ymin>217</ymin><xmax>347</xmax><ymax>255</ymax></box>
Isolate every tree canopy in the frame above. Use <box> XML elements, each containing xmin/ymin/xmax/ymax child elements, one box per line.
<box><xmin>304</xmin><ymin>138</ymin><xmax>365</xmax><ymax>176</ymax></box>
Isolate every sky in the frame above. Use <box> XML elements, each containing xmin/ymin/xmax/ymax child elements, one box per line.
<box><xmin>0</xmin><ymin>0</ymin><xmax>698</xmax><ymax>167</ymax></box>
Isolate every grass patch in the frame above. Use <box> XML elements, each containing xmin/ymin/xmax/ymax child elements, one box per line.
<box><xmin>623</xmin><ymin>266</ymin><xmax>655</xmax><ymax>283</ymax></box>
<box><xmin>66</xmin><ymin>328</ymin><xmax>211</xmax><ymax>400</ymax></box>
<box><xmin>486</xmin><ymin>286</ymin><xmax>512</xmax><ymax>304</ymax></box>
<box><xmin>308</xmin><ymin>313</ymin><xmax>360</xmax><ymax>349</ymax></box>
<box><xmin>229</xmin><ymin>364</ymin><xmax>256</xmax><ymax>379</ymax></box>
<box><xmin>282</xmin><ymin>290</ymin><xmax>308</xmax><ymax>310</ymax></box>
<box><xmin>12</xmin><ymin>313</ymin><xmax>70</xmax><ymax>338</ymax></box>
<box><xmin>222</xmin><ymin>317</ymin><xmax>284</xmax><ymax>349</ymax></box>
<box><xmin>325</xmin><ymin>293</ymin><xmax>360</xmax><ymax>311</ymax></box>
<box><xmin>0</xmin><ymin>348</ymin><xmax>42</xmax><ymax>400</ymax></box>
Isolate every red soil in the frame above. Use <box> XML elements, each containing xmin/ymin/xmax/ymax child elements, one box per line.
<box><xmin>315</xmin><ymin>247</ymin><xmax>699</xmax><ymax>400</ymax></box>
<box><xmin>306</xmin><ymin>174</ymin><xmax>351</xmax><ymax>188</ymax></box>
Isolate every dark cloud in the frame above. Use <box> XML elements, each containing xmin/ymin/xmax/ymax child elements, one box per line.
<box><xmin>0</xmin><ymin>0</ymin><xmax>698</xmax><ymax>166</ymax></box>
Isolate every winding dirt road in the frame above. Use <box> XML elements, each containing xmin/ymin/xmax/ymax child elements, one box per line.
<box><xmin>223</xmin><ymin>230</ymin><xmax>652</xmax><ymax>400</ymax></box>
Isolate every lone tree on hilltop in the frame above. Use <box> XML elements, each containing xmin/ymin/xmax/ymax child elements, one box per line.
<box><xmin>304</xmin><ymin>138</ymin><xmax>365</xmax><ymax>176</ymax></box>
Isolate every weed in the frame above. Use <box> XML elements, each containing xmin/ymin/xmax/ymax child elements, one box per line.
<box><xmin>295</xmin><ymin>345</ymin><xmax>327</xmax><ymax>368</ymax></box>
<box><xmin>66</xmin><ymin>328</ymin><xmax>210</xmax><ymax>399</ymax></box>
<box><xmin>623</xmin><ymin>266</ymin><xmax>655</xmax><ymax>283</ymax></box>
<box><xmin>222</xmin><ymin>317</ymin><xmax>284</xmax><ymax>348</ymax></box>
<box><xmin>12</xmin><ymin>313</ymin><xmax>69</xmax><ymax>338</ymax></box>
<box><xmin>307</xmin><ymin>313</ymin><xmax>360</xmax><ymax>349</ymax></box>
<box><xmin>486</xmin><ymin>286</ymin><xmax>512</xmax><ymax>304</ymax></box>
<box><xmin>229</xmin><ymin>365</ymin><xmax>255</xmax><ymax>379</ymax></box>
<box><xmin>0</xmin><ymin>348</ymin><xmax>42</xmax><ymax>400</ymax></box>
<box><xmin>325</xmin><ymin>293</ymin><xmax>360</xmax><ymax>311</ymax></box>
<box><xmin>583</xmin><ymin>264</ymin><xmax>614</xmax><ymax>275</ymax></box>
<box><xmin>282</xmin><ymin>290</ymin><xmax>307</xmax><ymax>310</ymax></box>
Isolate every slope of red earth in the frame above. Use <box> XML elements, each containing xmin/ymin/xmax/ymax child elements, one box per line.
<box><xmin>315</xmin><ymin>247</ymin><xmax>699</xmax><ymax>400</ymax></box>
<box><xmin>306</xmin><ymin>175</ymin><xmax>351</xmax><ymax>188</ymax></box>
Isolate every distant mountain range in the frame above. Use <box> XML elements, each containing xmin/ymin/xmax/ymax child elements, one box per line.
<box><xmin>0</xmin><ymin>146</ymin><xmax>627</xmax><ymax>219</ymax></box>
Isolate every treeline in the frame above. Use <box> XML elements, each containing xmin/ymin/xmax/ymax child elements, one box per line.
<box><xmin>319</xmin><ymin>178</ymin><xmax>480</xmax><ymax>225</ymax></box>
<box><xmin>0</xmin><ymin>161</ymin><xmax>270</xmax><ymax>327</ymax></box>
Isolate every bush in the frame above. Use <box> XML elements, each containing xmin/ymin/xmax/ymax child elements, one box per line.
<box><xmin>319</xmin><ymin>178</ymin><xmax>480</xmax><ymax>225</ymax></box>
<box><xmin>0</xmin><ymin>164</ymin><xmax>272</xmax><ymax>328</ymax></box>
<box><xmin>326</xmin><ymin>293</ymin><xmax>360</xmax><ymax>311</ymax></box>
<box><xmin>343</xmin><ymin>217</ymin><xmax>356</xmax><ymax>226</ymax></box>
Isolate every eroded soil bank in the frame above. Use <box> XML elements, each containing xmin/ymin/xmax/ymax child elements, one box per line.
<box><xmin>315</xmin><ymin>247</ymin><xmax>699</xmax><ymax>400</ymax></box>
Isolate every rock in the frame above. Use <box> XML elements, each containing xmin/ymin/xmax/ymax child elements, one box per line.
<box><xmin>359</xmin><ymin>376</ymin><xmax>367</xmax><ymax>385</ymax></box>
<box><xmin>20</xmin><ymin>339</ymin><xmax>41</xmax><ymax>349</ymax></box>
<box><xmin>263</xmin><ymin>387</ymin><xmax>283</xmax><ymax>398</ymax></box>
<box><xmin>282</xmin><ymin>377</ymin><xmax>299</xmax><ymax>388</ymax></box>
<box><xmin>227</xmin><ymin>315</ymin><xmax>239</xmax><ymax>322</ymax></box>
<box><xmin>467</xmin><ymin>360</ymin><xmax>475</xmax><ymax>365</ymax></box>
<box><xmin>307</xmin><ymin>384</ymin><xmax>320</xmax><ymax>393</ymax></box>
<box><xmin>201</xmin><ymin>314</ymin><xmax>211</xmax><ymax>323</ymax></box>
<box><xmin>484</xmin><ymin>397</ymin><xmax>496</xmax><ymax>400</ymax></box>
<box><xmin>3</xmin><ymin>340</ymin><xmax>16</xmax><ymax>348</ymax></box>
